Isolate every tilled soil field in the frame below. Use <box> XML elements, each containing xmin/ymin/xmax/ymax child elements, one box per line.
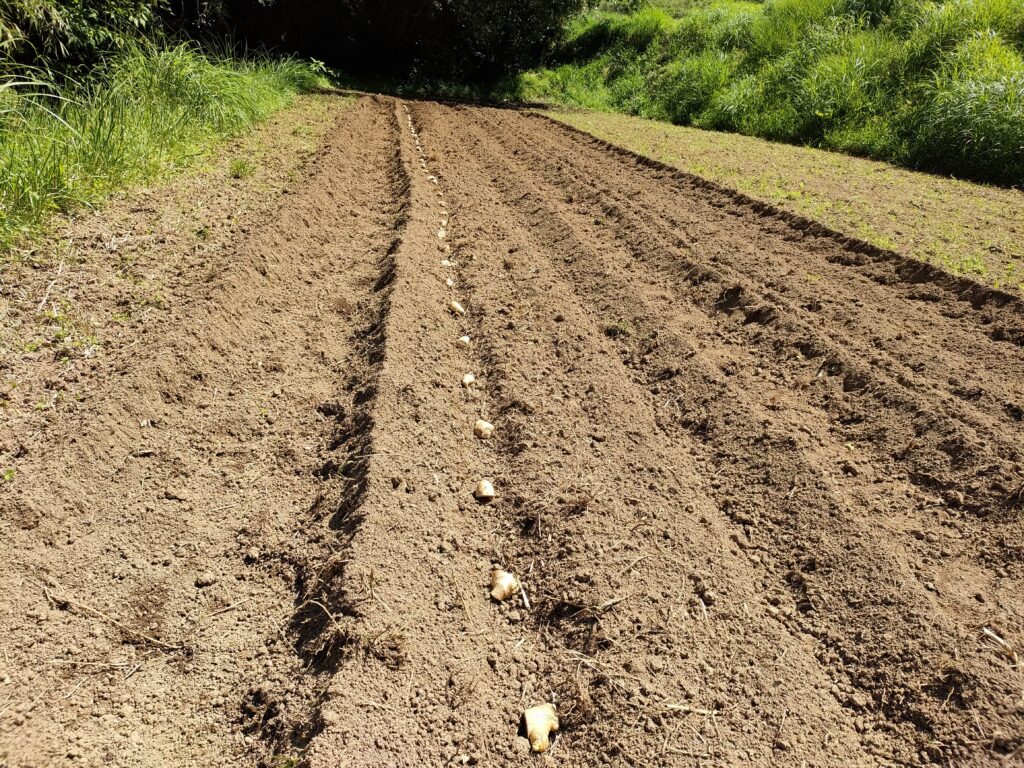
<box><xmin>2</xmin><ymin>96</ymin><xmax>1023</xmax><ymax>768</ymax></box>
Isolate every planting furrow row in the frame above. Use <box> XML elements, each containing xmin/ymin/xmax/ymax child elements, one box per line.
<box><xmin>476</xmin><ymin>109</ymin><xmax>1024</xmax><ymax>528</ymax></box>
<box><xmin>298</xmin><ymin>100</ymin><xmax>553</xmax><ymax>766</ymax></box>
<box><xmin>412</xmin><ymin>100</ymin><xmax>883</xmax><ymax>767</ymax></box>
<box><xmin>442</xmin><ymin>105</ymin><xmax>1024</xmax><ymax>765</ymax></box>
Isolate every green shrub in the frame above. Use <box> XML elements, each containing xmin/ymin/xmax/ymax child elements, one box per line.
<box><xmin>902</xmin><ymin>0</ymin><xmax>1024</xmax><ymax>69</ymax></box>
<box><xmin>841</xmin><ymin>0</ymin><xmax>903</xmax><ymax>26</ymax></box>
<box><xmin>749</xmin><ymin>0</ymin><xmax>839</xmax><ymax>60</ymax></box>
<box><xmin>696</xmin><ymin>71</ymin><xmax>764</xmax><ymax>130</ymax></box>
<box><xmin>607</xmin><ymin>57</ymin><xmax>653</xmax><ymax>113</ymax></box>
<box><xmin>650</xmin><ymin>49</ymin><xmax>741</xmax><ymax>122</ymax></box>
<box><xmin>790</xmin><ymin>26</ymin><xmax>901</xmax><ymax>139</ymax></box>
<box><xmin>562</xmin><ymin>6</ymin><xmax>676</xmax><ymax>59</ymax></box>
<box><xmin>0</xmin><ymin>0</ymin><xmax>164</xmax><ymax>65</ymax></box>
<box><xmin>668</xmin><ymin>10</ymin><xmax>719</xmax><ymax>52</ymax></box>
<box><xmin>518</xmin><ymin>60</ymin><xmax>614</xmax><ymax>109</ymax></box>
<box><xmin>711</xmin><ymin>3</ymin><xmax>762</xmax><ymax>49</ymax></box>
<box><xmin>612</xmin><ymin>6</ymin><xmax>678</xmax><ymax>51</ymax></box>
<box><xmin>824</xmin><ymin>114</ymin><xmax>903</xmax><ymax>157</ymax></box>
<box><xmin>666</xmin><ymin>2</ymin><xmax>761</xmax><ymax>54</ymax></box>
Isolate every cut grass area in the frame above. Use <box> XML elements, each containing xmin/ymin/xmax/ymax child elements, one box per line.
<box><xmin>0</xmin><ymin>43</ymin><xmax>322</xmax><ymax>254</ymax></box>
<box><xmin>546</xmin><ymin>108</ymin><xmax>1024</xmax><ymax>292</ymax></box>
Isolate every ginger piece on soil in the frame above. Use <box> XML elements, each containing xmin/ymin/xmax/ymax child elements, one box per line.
<box><xmin>457</xmin><ymin>335</ymin><xmax>471</xmax><ymax>349</ymax></box>
<box><xmin>474</xmin><ymin>478</ymin><xmax>495</xmax><ymax>502</ymax></box>
<box><xmin>462</xmin><ymin>372</ymin><xmax>477</xmax><ymax>388</ymax></box>
<box><xmin>449</xmin><ymin>300</ymin><xmax>466</xmax><ymax>317</ymax></box>
<box><xmin>523</xmin><ymin>703</ymin><xmax>559</xmax><ymax>753</ymax></box>
<box><xmin>474</xmin><ymin>419</ymin><xmax>494</xmax><ymax>439</ymax></box>
<box><xmin>489</xmin><ymin>568</ymin><xmax>518</xmax><ymax>601</ymax></box>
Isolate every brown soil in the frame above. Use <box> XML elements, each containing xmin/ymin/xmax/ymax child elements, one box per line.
<box><xmin>544</xmin><ymin>108</ymin><xmax>1024</xmax><ymax>291</ymax></box>
<box><xmin>2</xmin><ymin>96</ymin><xmax>1023</xmax><ymax>768</ymax></box>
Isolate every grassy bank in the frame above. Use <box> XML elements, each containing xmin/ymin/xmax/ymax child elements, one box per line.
<box><xmin>0</xmin><ymin>44</ymin><xmax>321</xmax><ymax>252</ymax></box>
<box><xmin>521</xmin><ymin>0</ymin><xmax>1024</xmax><ymax>185</ymax></box>
<box><xmin>547</xmin><ymin>107</ymin><xmax>1023</xmax><ymax>290</ymax></box>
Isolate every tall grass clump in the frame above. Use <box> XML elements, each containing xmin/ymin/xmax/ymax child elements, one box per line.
<box><xmin>907</xmin><ymin>32</ymin><xmax>1024</xmax><ymax>180</ymax></box>
<box><xmin>523</xmin><ymin>0</ymin><xmax>1024</xmax><ymax>185</ymax></box>
<box><xmin>562</xmin><ymin>6</ymin><xmax>677</xmax><ymax>59</ymax></box>
<box><xmin>0</xmin><ymin>43</ymin><xmax>319</xmax><ymax>251</ymax></box>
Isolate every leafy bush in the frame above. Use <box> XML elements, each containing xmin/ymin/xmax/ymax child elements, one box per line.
<box><xmin>562</xmin><ymin>7</ymin><xmax>676</xmax><ymax>59</ymax></box>
<box><xmin>0</xmin><ymin>0</ymin><xmax>164</xmax><ymax>66</ymax></box>
<box><xmin>519</xmin><ymin>61</ymin><xmax>614</xmax><ymax>109</ymax></box>
<box><xmin>908</xmin><ymin>33</ymin><xmax>1024</xmax><ymax>182</ymax></box>
<box><xmin>651</xmin><ymin>49</ymin><xmax>741</xmax><ymax>122</ymax></box>
<box><xmin>748</xmin><ymin>0</ymin><xmax>838</xmax><ymax>60</ymax></box>
<box><xmin>841</xmin><ymin>0</ymin><xmax>903</xmax><ymax>26</ymax></box>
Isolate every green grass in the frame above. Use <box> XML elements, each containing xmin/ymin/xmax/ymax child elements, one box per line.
<box><xmin>229</xmin><ymin>157</ymin><xmax>257</xmax><ymax>179</ymax></box>
<box><xmin>0</xmin><ymin>43</ymin><xmax>321</xmax><ymax>252</ymax></box>
<box><xmin>522</xmin><ymin>0</ymin><xmax>1024</xmax><ymax>185</ymax></box>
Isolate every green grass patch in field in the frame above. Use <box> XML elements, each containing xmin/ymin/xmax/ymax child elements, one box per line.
<box><xmin>0</xmin><ymin>43</ymin><xmax>321</xmax><ymax>252</ymax></box>
<box><xmin>523</xmin><ymin>0</ymin><xmax>1024</xmax><ymax>185</ymax></box>
<box><xmin>229</xmin><ymin>157</ymin><xmax>257</xmax><ymax>179</ymax></box>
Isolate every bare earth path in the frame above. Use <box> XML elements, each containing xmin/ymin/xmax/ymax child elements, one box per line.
<box><xmin>2</xmin><ymin>96</ymin><xmax>1022</xmax><ymax>768</ymax></box>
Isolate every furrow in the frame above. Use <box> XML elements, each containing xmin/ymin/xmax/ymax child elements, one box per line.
<box><xmin>301</xmin><ymin>100</ymin><xmax>546</xmax><ymax>768</ymax></box>
<box><xmin>469</xmin><ymin>109</ymin><xmax>1024</xmax><ymax>524</ymax></box>
<box><xmin>411</xmin><ymin>100</ymin><xmax>889</xmax><ymax>767</ymax></box>
<box><xmin>426</xmin><ymin>104</ymin><xmax>1024</xmax><ymax>766</ymax></box>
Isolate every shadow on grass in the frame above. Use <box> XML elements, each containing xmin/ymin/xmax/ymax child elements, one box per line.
<box><xmin>325</xmin><ymin>71</ymin><xmax>551</xmax><ymax>109</ymax></box>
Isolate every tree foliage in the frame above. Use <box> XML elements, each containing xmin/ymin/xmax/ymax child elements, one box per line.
<box><xmin>2</xmin><ymin>0</ymin><xmax>584</xmax><ymax>79</ymax></box>
<box><xmin>1</xmin><ymin>0</ymin><xmax>165</xmax><ymax>65</ymax></box>
<box><xmin>223</xmin><ymin>0</ymin><xmax>586</xmax><ymax>80</ymax></box>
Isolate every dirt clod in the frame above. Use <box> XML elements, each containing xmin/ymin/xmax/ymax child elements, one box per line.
<box><xmin>195</xmin><ymin>571</ymin><xmax>218</xmax><ymax>588</ymax></box>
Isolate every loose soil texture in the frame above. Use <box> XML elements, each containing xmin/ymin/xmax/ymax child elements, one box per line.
<box><xmin>2</xmin><ymin>95</ymin><xmax>1023</xmax><ymax>768</ymax></box>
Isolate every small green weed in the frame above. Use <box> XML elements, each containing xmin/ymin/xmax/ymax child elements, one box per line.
<box><xmin>604</xmin><ymin>318</ymin><xmax>635</xmax><ymax>338</ymax></box>
<box><xmin>142</xmin><ymin>291</ymin><xmax>166</xmax><ymax>309</ymax></box>
<box><xmin>229</xmin><ymin>157</ymin><xmax>256</xmax><ymax>179</ymax></box>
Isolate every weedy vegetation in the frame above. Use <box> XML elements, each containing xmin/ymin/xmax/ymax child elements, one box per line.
<box><xmin>229</xmin><ymin>157</ymin><xmax>257</xmax><ymax>179</ymax></box>
<box><xmin>522</xmin><ymin>0</ymin><xmax>1024</xmax><ymax>185</ymax></box>
<box><xmin>0</xmin><ymin>44</ymin><xmax>320</xmax><ymax>252</ymax></box>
